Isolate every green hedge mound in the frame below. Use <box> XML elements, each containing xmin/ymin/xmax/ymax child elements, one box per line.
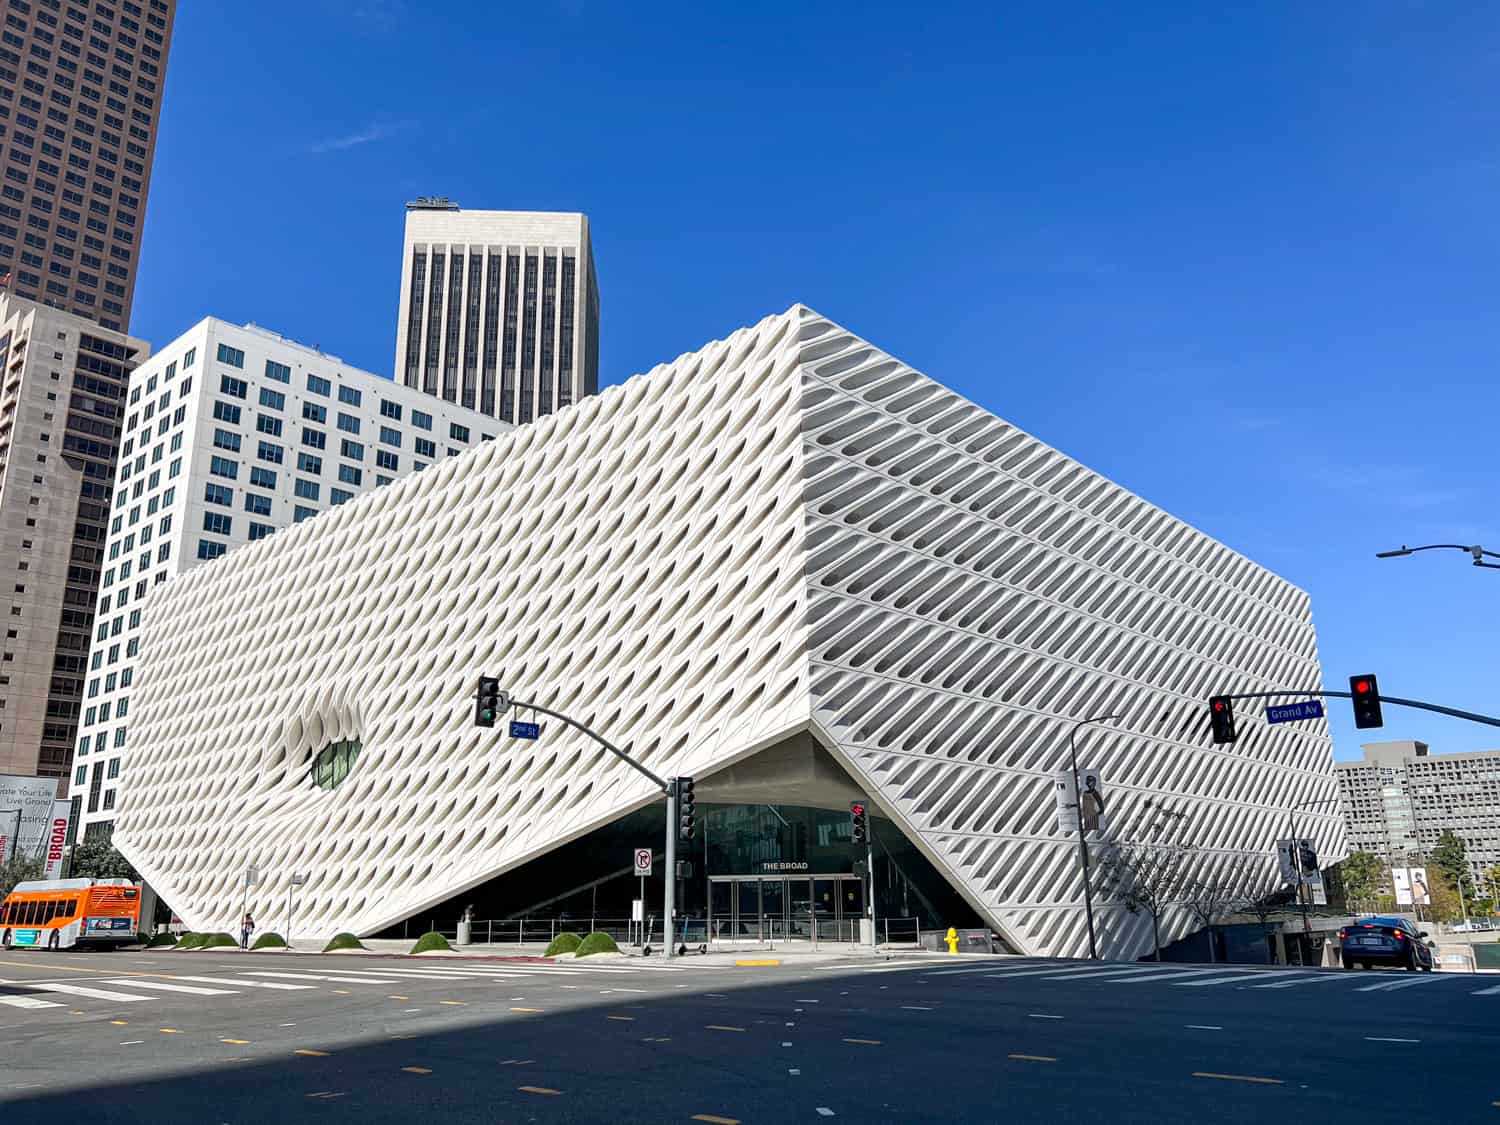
<box><xmin>410</xmin><ymin>931</ymin><xmax>452</xmax><ymax>954</ymax></box>
<box><xmin>147</xmin><ymin>932</ymin><xmax>178</xmax><ymax>947</ymax></box>
<box><xmin>574</xmin><ymin>931</ymin><xmax>621</xmax><ymax>958</ymax></box>
<box><xmin>251</xmin><ymin>932</ymin><xmax>287</xmax><ymax>950</ymax></box>
<box><xmin>543</xmin><ymin>931</ymin><xmax>583</xmax><ymax>957</ymax></box>
<box><xmin>323</xmin><ymin>932</ymin><xmax>366</xmax><ymax>952</ymax></box>
<box><xmin>175</xmin><ymin>932</ymin><xmax>204</xmax><ymax>949</ymax></box>
<box><xmin>199</xmin><ymin>932</ymin><xmax>238</xmax><ymax>949</ymax></box>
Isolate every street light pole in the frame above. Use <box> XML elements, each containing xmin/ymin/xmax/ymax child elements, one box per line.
<box><xmin>1376</xmin><ymin>543</ymin><xmax>1500</xmax><ymax>570</ymax></box>
<box><xmin>1069</xmin><ymin>712</ymin><xmax>1121</xmax><ymax>960</ymax></box>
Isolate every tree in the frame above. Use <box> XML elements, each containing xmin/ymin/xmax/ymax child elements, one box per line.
<box><xmin>67</xmin><ymin>837</ymin><xmax>136</xmax><ymax>882</ymax></box>
<box><xmin>1333</xmin><ymin>851</ymin><xmax>1383</xmax><ymax>915</ymax></box>
<box><xmin>1097</xmin><ymin>840</ymin><xmax>1193</xmax><ymax>961</ymax></box>
<box><xmin>1431</xmin><ymin>830</ymin><xmax>1476</xmax><ymax>908</ymax></box>
<box><xmin>0</xmin><ymin>855</ymin><xmax>43</xmax><ymax>898</ymax></box>
<box><xmin>1428</xmin><ymin>869</ymin><xmax>1466</xmax><ymax>924</ymax></box>
<box><xmin>1181</xmin><ymin>868</ymin><xmax>1241</xmax><ymax>963</ymax></box>
<box><xmin>1483</xmin><ymin>864</ymin><xmax>1500</xmax><ymax>914</ymax></box>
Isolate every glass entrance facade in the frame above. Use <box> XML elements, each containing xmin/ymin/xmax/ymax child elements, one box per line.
<box><xmin>707</xmin><ymin>873</ymin><xmax>866</xmax><ymax>942</ymax></box>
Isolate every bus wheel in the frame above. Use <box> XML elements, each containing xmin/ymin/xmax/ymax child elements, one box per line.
<box><xmin>47</xmin><ymin>931</ymin><xmax>59</xmax><ymax>951</ymax></box>
<box><xmin>1</xmin><ymin>929</ymin><xmax>10</xmax><ymax>949</ymax></box>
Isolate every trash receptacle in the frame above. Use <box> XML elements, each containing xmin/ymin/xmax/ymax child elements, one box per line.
<box><xmin>456</xmin><ymin>919</ymin><xmax>471</xmax><ymax>946</ymax></box>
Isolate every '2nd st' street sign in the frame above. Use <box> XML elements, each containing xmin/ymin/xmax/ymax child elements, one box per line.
<box><xmin>1266</xmin><ymin>700</ymin><xmax>1325</xmax><ymax>725</ymax></box>
<box><xmin>509</xmin><ymin>720</ymin><xmax>541</xmax><ymax>740</ymax></box>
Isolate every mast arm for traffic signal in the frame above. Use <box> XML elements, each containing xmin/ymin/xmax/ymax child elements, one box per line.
<box><xmin>1211</xmin><ymin>689</ymin><xmax>1500</xmax><ymax>730</ymax></box>
<box><xmin>505</xmin><ymin>696</ymin><xmax>672</xmax><ymax>795</ymax></box>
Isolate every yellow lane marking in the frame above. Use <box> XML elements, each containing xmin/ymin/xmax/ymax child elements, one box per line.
<box><xmin>607</xmin><ymin>1015</ymin><xmax>635</xmax><ymax>1021</ymax></box>
<box><xmin>519</xmin><ymin>1086</ymin><xmax>561</xmax><ymax>1096</ymax></box>
<box><xmin>844</xmin><ymin>1038</ymin><xmax>881</xmax><ymax>1045</ymax></box>
<box><xmin>510</xmin><ymin>1007</ymin><xmax>543</xmax><ymax>1013</ymax></box>
<box><xmin>159</xmin><ymin>1028</ymin><xmax>181</xmax><ymax>1035</ymax></box>
<box><xmin>735</xmin><ymin>959</ymin><xmax>780</xmax><ymax>966</ymax></box>
<box><xmin>0</xmin><ymin>959</ymin><xmax>151</xmax><ymax>976</ymax></box>
<box><xmin>332</xmin><ymin>989</ymin><xmax>351</xmax><ymax>995</ymax></box>
<box><xmin>294</xmin><ymin>1049</ymin><xmax>330</xmax><ymax>1057</ymax></box>
<box><xmin>110</xmin><ymin>1020</ymin><xmax>128</xmax><ymax>1026</ymax></box>
<box><xmin>70</xmin><ymin>1010</ymin><xmax>84</xmax><ymax>1015</ymax></box>
<box><xmin>1193</xmin><ymin>1072</ymin><xmax>1283</xmax><ymax>1086</ymax></box>
<box><xmin>693</xmin><ymin>1116</ymin><xmax>742</xmax><ymax>1124</ymax></box>
<box><xmin>440</xmin><ymin>1000</ymin><xmax>465</xmax><ymax>1006</ymax></box>
<box><xmin>221</xmin><ymin>1038</ymin><xmax>249</xmax><ymax>1045</ymax></box>
<box><xmin>1008</xmin><ymin>1054</ymin><xmax>1056</xmax><ymax>1063</ymax></box>
<box><xmin>706</xmin><ymin>1025</ymin><xmax>745</xmax><ymax>1032</ymax></box>
<box><xmin>388</xmin><ymin>995</ymin><xmax>410</xmax><ymax>1000</ymax></box>
<box><xmin>401</xmin><ymin>1067</ymin><xmax>432</xmax><ymax>1075</ymax></box>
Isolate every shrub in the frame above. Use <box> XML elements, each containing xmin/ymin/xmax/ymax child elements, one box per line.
<box><xmin>199</xmin><ymin>932</ymin><xmax>238</xmax><ymax>949</ymax></box>
<box><xmin>175</xmin><ymin>932</ymin><xmax>203</xmax><ymax>949</ymax></box>
<box><xmin>251</xmin><ymin>931</ymin><xmax>287</xmax><ymax>950</ymax></box>
<box><xmin>574</xmin><ymin>931</ymin><xmax>621</xmax><ymax>958</ymax></box>
<box><xmin>323</xmin><ymin>932</ymin><xmax>366</xmax><ymax>952</ymax></box>
<box><xmin>410</xmin><ymin>931</ymin><xmax>452</xmax><ymax>954</ymax></box>
<box><xmin>147</xmin><ymin>932</ymin><xmax>178</xmax><ymax>948</ymax></box>
<box><xmin>543</xmin><ymin>931</ymin><xmax>583</xmax><ymax>957</ymax></box>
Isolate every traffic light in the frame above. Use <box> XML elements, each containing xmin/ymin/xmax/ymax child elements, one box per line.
<box><xmin>1350</xmin><ymin>674</ymin><xmax>1383</xmax><ymax>729</ymax></box>
<box><xmin>474</xmin><ymin>676</ymin><xmax>500</xmax><ymax>728</ymax></box>
<box><xmin>850</xmin><ymin>800</ymin><xmax>868</xmax><ymax>844</ymax></box>
<box><xmin>1208</xmin><ymin>696</ymin><xmax>1236</xmax><ymax>744</ymax></box>
<box><xmin>676</xmin><ymin>776</ymin><xmax>696</xmax><ymax>842</ymax></box>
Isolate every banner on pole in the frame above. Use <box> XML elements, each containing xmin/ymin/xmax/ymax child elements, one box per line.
<box><xmin>40</xmin><ymin>799</ymin><xmax>70</xmax><ymax>879</ymax></box>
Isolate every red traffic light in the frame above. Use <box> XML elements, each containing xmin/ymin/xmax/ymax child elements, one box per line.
<box><xmin>1212</xmin><ymin>700</ymin><xmax>1226</xmax><ymax>712</ymax></box>
<box><xmin>850</xmin><ymin>803</ymin><xmax>865</xmax><ymax>816</ymax></box>
<box><xmin>1354</xmin><ymin>680</ymin><xmax>1371</xmax><ymax>694</ymax></box>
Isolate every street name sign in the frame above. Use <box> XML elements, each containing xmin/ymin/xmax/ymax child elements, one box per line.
<box><xmin>509</xmin><ymin>720</ymin><xmax>541</xmax><ymax>739</ymax></box>
<box><xmin>1266</xmin><ymin>700</ymin><xmax>1324</xmax><ymax>725</ymax></box>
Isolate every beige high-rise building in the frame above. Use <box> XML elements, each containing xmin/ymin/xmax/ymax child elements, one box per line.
<box><xmin>392</xmin><ymin>201</ymin><xmax>600</xmax><ymax>425</ymax></box>
<box><xmin>0</xmin><ymin>293</ymin><xmax>145</xmax><ymax>785</ymax></box>
<box><xmin>0</xmin><ymin>0</ymin><xmax>176</xmax><ymax>332</ymax></box>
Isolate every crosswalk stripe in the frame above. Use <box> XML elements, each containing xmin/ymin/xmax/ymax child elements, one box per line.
<box><xmin>101</xmin><ymin>979</ymin><xmax>238</xmax><ymax>996</ymax></box>
<box><xmin>245</xmin><ymin>971</ymin><xmax>401</xmax><ymax>985</ymax></box>
<box><xmin>1173</xmin><ymin>973</ymin><xmax>1274</xmax><ymax>988</ymax></box>
<box><xmin>1471</xmin><ymin>983</ymin><xmax>1500</xmax><ymax>996</ymax></box>
<box><xmin>981</xmin><ymin>966</ymin><xmax>1125</xmax><ymax>980</ymax></box>
<box><xmin>30</xmin><ymin>982</ymin><xmax>152</xmax><ymax>1002</ymax></box>
<box><xmin>1356</xmin><ymin>975</ymin><xmax>1447</xmax><ymax>992</ymax></box>
<box><xmin>1249</xmin><ymin>974</ymin><xmax>1348</xmax><ymax>990</ymax></box>
<box><xmin>1107</xmin><ymin>969</ymin><xmax>1222</xmax><ymax>983</ymax></box>
<box><xmin>1038</xmin><ymin>967</ymin><xmax>1168</xmax><ymax>981</ymax></box>
<box><xmin>170</xmin><ymin>975</ymin><xmax>316</xmax><ymax>991</ymax></box>
<box><xmin>0</xmin><ymin>994</ymin><xmax>62</xmax><ymax>1009</ymax></box>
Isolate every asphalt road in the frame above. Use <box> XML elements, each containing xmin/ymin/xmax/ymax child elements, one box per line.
<box><xmin>1</xmin><ymin>949</ymin><xmax>1497</xmax><ymax>1123</ymax></box>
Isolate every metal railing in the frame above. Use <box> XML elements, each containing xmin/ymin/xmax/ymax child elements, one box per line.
<box><xmin>410</xmin><ymin>915</ymin><xmax>924</xmax><ymax>949</ymax></box>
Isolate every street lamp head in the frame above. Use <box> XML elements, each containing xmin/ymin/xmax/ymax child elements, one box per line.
<box><xmin>1375</xmin><ymin>546</ymin><xmax>1413</xmax><ymax>558</ymax></box>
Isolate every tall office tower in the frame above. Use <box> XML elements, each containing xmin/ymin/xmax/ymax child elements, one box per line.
<box><xmin>392</xmin><ymin>200</ymin><xmax>599</xmax><ymax>425</ymax></box>
<box><xmin>0</xmin><ymin>0</ymin><xmax>176</xmax><ymax>332</ymax></box>
<box><xmin>0</xmin><ymin>293</ymin><xmax>146</xmax><ymax>786</ymax></box>
<box><xmin>73</xmin><ymin>316</ymin><xmax>504</xmax><ymax>839</ymax></box>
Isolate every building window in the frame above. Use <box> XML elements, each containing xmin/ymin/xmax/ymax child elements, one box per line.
<box><xmin>211</xmin><ymin>429</ymin><xmax>240</xmax><ymax>452</ymax></box>
<box><xmin>330</xmin><ymin>488</ymin><xmax>354</xmax><ymax>506</ymax></box>
<box><xmin>338</xmin><ymin>464</ymin><xmax>362</xmax><ymax>487</ymax></box>
<box><xmin>212</xmin><ymin>400</ymin><xmax>240</xmax><ymax>425</ymax></box>
<box><xmin>306</xmin><ymin>373</ymin><xmax>330</xmax><ymax>397</ymax></box>
<box><xmin>450</xmin><ymin>422</ymin><xmax>470</xmax><ymax>442</ymax></box>
<box><xmin>302</xmin><ymin>401</ymin><xmax>326</xmax><ymax>424</ymax></box>
<box><xmin>209</xmin><ymin>455</ymin><xmax>237</xmax><ymax>479</ymax></box>
<box><xmin>379</xmin><ymin>399</ymin><xmax>401</xmax><ymax>421</ymax></box>
<box><xmin>336</xmin><ymin>412</ymin><xmax>360</xmax><ymax>435</ymax></box>
<box><xmin>337</xmin><ymin>385</ymin><xmax>361</xmax><ymax>407</ymax></box>
<box><xmin>293</xmin><ymin>505</ymin><xmax>317</xmax><ymax>523</ymax></box>
<box><xmin>215</xmin><ymin>342</ymin><xmax>244</xmax><ymax>368</ymax></box>
<box><xmin>414</xmin><ymin>436</ymin><xmax>436</xmax><ymax>459</ymax></box>
<box><xmin>256</xmin><ymin>414</ymin><xmax>282</xmax><ymax>437</ymax></box>
<box><xmin>379</xmin><ymin>426</ymin><xmax>400</xmax><ymax>448</ymax></box>
<box><xmin>202</xmin><ymin>512</ymin><xmax>232</xmax><ymax>536</ymax></box>
<box><xmin>297</xmin><ymin>452</ymin><xmax>322</xmax><ymax>475</ymax></box>
<box><xmin>294</xmin><ymin>478</ymin><xmax>319</xmax><ymax>502</ymax></box>
<box><xmin>248</xmin><ymin>522</ymin><xmax>274</xmax><ymax>541</ymax></box>
<box><xmin>243</xmin><ymin>491</ymin><xmax>272</xmax><ymax>516</ymax></box>
<box><xmin>264</xmin><ymin>359</ymin><xmax>290</xmax><ymax>384</ymax></box>
<box><xmin>203</xmin><ymin>482</ymin><xmax>232</xmax><ymax>506</ymax></box>
<box><xmin>375</xmin><ymin>449</ymin><xmax>398</xmax><ymax>472</ymax></box>
<box><xmin>301</xmin><ymin>427</ymin><xmax>325</xmax><ymax>450</ymax></box>
<box><xmin>249</xmin><ymin>466</ymin><xmax>277</xmax><ymax>489</ymax></box>
<box><xmin>258</xmin><ymin>387</ymin><xmax>284</xmax><ymax>411</ymax></box>
<box><xmin>310</xmin><ymin>738</ymin><xmax>361</xmax><ymax>790</ymax></box>
<box><xmin>340</xmin><ymin>439</ymin><xmax>363</xmax><ymax>461</ymax></box>
<box><xmin>412</xmin><ymin>409</ymin><xmax>432</xmax><ymax>431</ymax></box>
<box><xmin>196</xmin><ymin>539</ymin><xmax>226</xmax><ymax>560</ymax></box>
<box><xmin>219</xmin><ymin>375</ymin><xmax>247</xmax><ymax>399</ymax></box>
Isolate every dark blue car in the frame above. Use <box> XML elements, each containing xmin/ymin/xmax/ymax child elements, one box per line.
<box><xmin>1339</xmin><ymin>915</ymin><xmax>1437</xmax><ymax>971</ymax></box>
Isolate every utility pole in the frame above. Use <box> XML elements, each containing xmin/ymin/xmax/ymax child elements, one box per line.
<box><xmin>1068</xmin><ymin>712</ymin><xmax>1120</xmax><ymax>960</ymax></box>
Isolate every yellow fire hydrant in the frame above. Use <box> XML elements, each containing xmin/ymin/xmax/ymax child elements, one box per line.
<box><xmin>946</xmin><ymin>926</ymin><xmax>959</xmax><ymax>955</ymax></box>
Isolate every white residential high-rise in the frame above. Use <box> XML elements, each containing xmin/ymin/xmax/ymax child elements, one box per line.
<box><xmin>392</xmin><ymin>200</ymin><xmax>600</xmax><ymax>426</ymax></box>
<box><xmin>74</xmin><ymin>317</ymin><xmax>504</xmax><ymax>838</ymax></box>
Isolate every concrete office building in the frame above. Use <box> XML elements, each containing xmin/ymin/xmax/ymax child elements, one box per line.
<box><xmin>393</xmin><ymin>201</ymin><xmax>599</xmax><ymax>426</ymax></box>
<box><xmin>116</xmin><ymin>306</ymin><xmax>1341</xmax><ymax>960</ymax></box>
<box><xmin>72</xmin><ymin>317</ymin><xmax>503</xmax><ymax>838</ymax></box>
<box><xmin>0</xmin><ymin>292</ymin><xmax>144</xmax><ymax>785</ymax></box>
<box><xmin>1338</xmin><ymin>740</ymin><xmax>1500</xmax><ymax>889</ymax></box>
<box><xmin>0</xmin><ymin>0</ymin><xmax>175</xmax><ymax>331</ymax></box>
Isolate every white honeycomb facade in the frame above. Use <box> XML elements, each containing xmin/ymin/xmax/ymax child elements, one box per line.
<box><xmin>115</xmin><ymin>306</ymin><xmax>1343</xmax><ymax>957</ymax></box>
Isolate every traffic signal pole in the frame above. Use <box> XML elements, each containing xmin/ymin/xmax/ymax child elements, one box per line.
<box><xmin>1214</xmin><ymin>689</ymin><xmax>1500</xmax><ymax>730</ymax></box>
<box><xmin>664</xmin><ymin>782</ymin><xmax>677</xmax><ymax>961</ymax></box>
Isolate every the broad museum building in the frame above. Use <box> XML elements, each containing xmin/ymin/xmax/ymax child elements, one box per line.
<box><xmin>114</xmin><ymin>306</ymin><xmax>1343</xmax><ymax>959</ymax></box>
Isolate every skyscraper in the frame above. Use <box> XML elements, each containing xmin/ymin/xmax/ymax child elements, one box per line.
<box><xmin>0</xmin><ymin>292</ymin><xmax>146</xmax><ymax>784</ymax></box>
<box><xmin>0</xmin><ymin>0</ymin><xmax>175</xmax><ymax>332</ymax></box>
<box><xmin>392</xmin><ymin>201</ymin><xmax>599</xmax><ymax>425</ymax></box>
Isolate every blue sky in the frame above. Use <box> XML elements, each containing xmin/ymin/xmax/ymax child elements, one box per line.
<box><xmin>132</xmin><ymin>2</ymin><xmax>1500</xmax><ymax>761</ymax></box>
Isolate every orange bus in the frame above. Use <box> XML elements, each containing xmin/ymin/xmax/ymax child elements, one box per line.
<box><xmin>0</xmin><ymin>878</ymin><xmax>141</xmax><ymax>950</ymax></box>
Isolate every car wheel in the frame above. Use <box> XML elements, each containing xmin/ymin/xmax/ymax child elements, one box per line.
<box><xmin>1406</xmin><ymin>954</ymin><xmax>1418</xmax><ymax>972</ymax></box>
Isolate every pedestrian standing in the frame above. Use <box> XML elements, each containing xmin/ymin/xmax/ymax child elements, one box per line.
<box><xmin>241</xmin><ymin>912</ymin><xmax>255</xmax><ymax>950</ymax></box>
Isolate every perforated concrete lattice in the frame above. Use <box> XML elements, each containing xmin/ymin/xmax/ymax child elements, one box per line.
<box><xmin>115</xmin><ymin>305</ymin><xmax>1342</xmax><ymax>958</ymax></box>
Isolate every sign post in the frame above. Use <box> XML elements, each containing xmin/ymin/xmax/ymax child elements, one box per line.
<box><xmin>633</xmin><ymin>847</ymin><xmax>653</xmax><ymax>948</ymax></box>
<box><xmin>286</xmin><ymin>872</ymin><xmax>309</xmax><ymax>948</ymax></box>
